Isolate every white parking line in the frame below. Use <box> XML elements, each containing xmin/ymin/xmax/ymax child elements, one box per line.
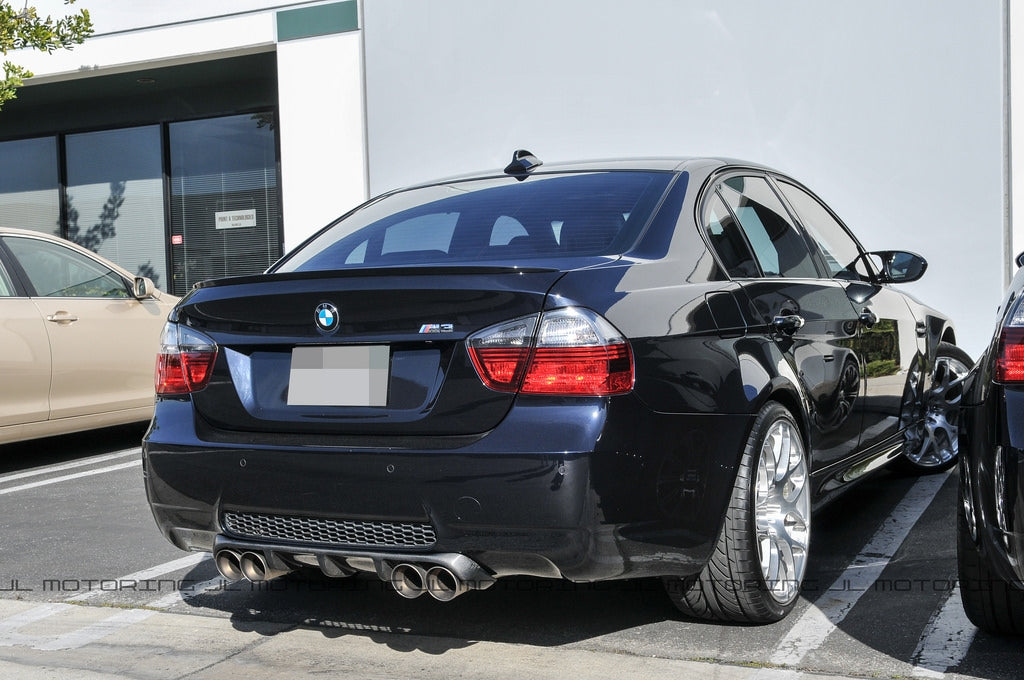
<box><xmin>0</xmin><ymin>460</ymin><xmax>141</xmax><ymax>496</ymax></box>
<box><xmin>911</xmin><ymin>584</ymin><xmax>978</xmax><ymax>677</ymax></box>
<box><xmin>146</xmin><ymin>574</ymin><xmax>229</xmax><ymax>610</ymax></box>
<box><xmin>0</xmin><ymin>448</ymin><xmax>140</xmax><ymax>484</ymax></box>
<box><xmin>0</xmin><ymin>553</ymin><xmax>214</xmax><ymax>651</ymax></box>
<box><xmin>67</xmin><ymin>552</ymin><xmax>209</xmax><ymax>602</ymax></box>
<box><xmin>35</xmin><ymin>608</ymin><xmax>157</xmax><ymax>651</ymax></box>
<box><xmin>765</xmin><ymin>470</ymin><xmax>952</xmax><ymax>670</ymax></box>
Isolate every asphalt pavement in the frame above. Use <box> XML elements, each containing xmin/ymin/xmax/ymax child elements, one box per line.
<box><xmin>0</xmin><ymin>425</ymin><xmax>1018</xmax><ymax>679</ymax></box>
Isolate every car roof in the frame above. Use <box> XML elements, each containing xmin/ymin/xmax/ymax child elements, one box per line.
<box><xmin>402</xmin><ymin>155</ymin><xmax>776</xmax><ymax>190</ymax></box>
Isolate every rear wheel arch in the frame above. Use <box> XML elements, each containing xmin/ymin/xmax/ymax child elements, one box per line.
<box><xmin>664</xmin><ymin>399</ymin><xmax>811</xmax><ymax>623</ymax></box>
<box><xmin>758</xmin><ymin>382</ymin><xmax>811</xmax><ymax>456</ymax></box>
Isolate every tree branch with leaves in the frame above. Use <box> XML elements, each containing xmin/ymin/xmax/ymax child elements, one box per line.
<box><xmin>0</xmin><ymin>1</ymin><xmax>92</xmax><ymax>109</ymax></box>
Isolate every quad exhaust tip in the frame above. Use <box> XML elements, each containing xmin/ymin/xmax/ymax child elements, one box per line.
<box><xmin>390</xmin><ymin>563</ymin><xmax>470</xmax><ymax>602</ymax></box>
<box><xmin>214</xmin><ymin>549</ymin><xmax>244</xmax><ymax>581</ymax></box>
<box><xmin>213</xmin><ymin>544</ymin><xmax>489</xmax><ymax>602</ymax></box>
<box><xmin>214</xmin><ymin>549</ymin><xmax>292</xmax><ymax>583</ymax></box>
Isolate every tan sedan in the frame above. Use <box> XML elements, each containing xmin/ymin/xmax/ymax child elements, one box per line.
<box><xmin>0</xmin><ymin>227</ymin><xmax>178</xmax><ymax>444</ymax></box>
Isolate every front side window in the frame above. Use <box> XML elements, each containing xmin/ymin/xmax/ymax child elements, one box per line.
<box><xmin>719</xmin><ymin>176</ymin><xmax>818</xmax><ymax>279</ymax></box>
<box><xmin>777</xmin><ymin>181</ymin><xmax>867</xmax><ymax>280</ymax></box>
<box><xmin>275</xmin><ymin>172</ymin><xmax>674</xmax><ymax>273</ymax></box>
<box><xmin>2</xmin><ymin>236</ymin><xmax>129</xmax><ymax>298</ymax></box>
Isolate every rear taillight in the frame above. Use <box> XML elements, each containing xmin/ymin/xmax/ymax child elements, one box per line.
<box><xmin>995</xmin><ymin>327</ymin><xmax>1024</xmax><ymax>382</ymax></box>
<box><xmin>467</xmin><ymin>308</ymin><xmax>634</xmax><ymax>396</ymax></box>
<box><xmin>996</xmin><ymin>297</ymin><xmax>1024</xmax><ymax>383</ymax></box>
<box><xmin>155</xmin><ymin>322</ymin><xmax>219</xmax><ymax>395</ymax></box>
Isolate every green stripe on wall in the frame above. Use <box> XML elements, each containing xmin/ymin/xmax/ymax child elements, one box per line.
<box><xmin>277</xmin><ymin>1</ymin><xmax>359</xmax><ymax>41</ymax></box>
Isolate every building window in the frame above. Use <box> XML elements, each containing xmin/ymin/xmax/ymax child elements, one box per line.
<box><xmin>169</xmin><ymin>112</ymin><xmax>281</xmax><ymax>295</ymax></box>
<box><xmin>0</xmin><ymin>137</ymin><xmax>60</xmax><ymax>234</ymax></box>
<box><xmin>65</xmin><ymin>126</ymin><xmax>168</xmax><ymax>289</ymax></box>
<box><xmin>0</xmin><ymin>112</ymin><xmax>281</xmax><ymax>296</ymax></box>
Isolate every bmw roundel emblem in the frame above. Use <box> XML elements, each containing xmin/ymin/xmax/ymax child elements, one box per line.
<box><xmin>314</xmin><ymin>302</ymin><xmax>340</xmax><ymax>332</ymax></box>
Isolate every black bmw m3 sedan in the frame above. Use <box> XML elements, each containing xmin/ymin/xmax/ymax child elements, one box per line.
<box><xmin>143</xmin><ymin>152</ymin><xmax>967</xmax><ymax>624</ymax></box>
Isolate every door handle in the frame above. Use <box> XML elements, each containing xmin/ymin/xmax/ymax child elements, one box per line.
<box><xmin>45</xmin><ymin>312</ymin><xmax>79</xmax><ymax>325</ymax></box>
<box><xmin>858</xmin><ymin>309</ymin><xmax>878</xmax><ymax>328</ymax></box>
<box><xmin>772</xmin><ymin>314</ymin><xmax>805</xmax><ymax>336</ymax></box>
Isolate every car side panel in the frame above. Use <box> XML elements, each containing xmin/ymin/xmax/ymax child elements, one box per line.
<box><xmin>38</xmin><ymin>297</ymin><xmax>167</xmax><ymax>420</ymax></box>
<box><xmin>0</xmin><ymin>298</ymin><xmax>50</xmax><ymax>427</ymax></box>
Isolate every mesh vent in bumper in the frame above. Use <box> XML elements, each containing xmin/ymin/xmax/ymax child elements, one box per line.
<box><xmin>222</xmin><ymin>511</ymin><xmax>437</xmax><ymax>549</ymax></box>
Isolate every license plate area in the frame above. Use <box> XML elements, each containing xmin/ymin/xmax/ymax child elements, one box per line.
<box><xmin>287</xmin><ymin>345</ymin><xmax>390</xmax><ymax>407</ymax></box>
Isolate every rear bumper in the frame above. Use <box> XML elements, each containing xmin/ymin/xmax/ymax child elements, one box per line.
<box><xmin>143</xmin><ymin>394</ymin><xmax>752</xmax><ymax>582</ymax></box>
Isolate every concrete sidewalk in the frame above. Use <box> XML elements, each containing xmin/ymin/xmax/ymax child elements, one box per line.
<box><xmin>0</xmin><ymin>598</ymin><xmax>977</xmax><ymax>680</ymax></box>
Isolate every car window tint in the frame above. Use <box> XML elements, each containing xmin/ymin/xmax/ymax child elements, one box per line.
<box><xmin>380</xmin><ymin>213</ymin><xmax>458</xmax><ymax>259</ymax></box>
<box><xmin>276</xmin><ymin>172</ymin><xmax>674</xmax><ymax>272</ymax></box>
<box><xmin>2</xmin><ymin>236</ymin><xmax>129</xmax><ymax>298</ymax></box>
<box><xmin>719</xmin><ymin>176</ymin><xmax>818</xmax><ymax>278</ymax></box>
<box><xmin>704</xmin><ymin>192</ymin><xmax>760</xmax><ymax>277</ymax></box>
<box><xmin>777</xmin><ymin>181</ymin><xmax>866</xmax><ymax>280</ymax></box>
<box><xmin>490</xmin><ymin>216</ymin><xmax>529</xmax><ymax>246</ymax></box>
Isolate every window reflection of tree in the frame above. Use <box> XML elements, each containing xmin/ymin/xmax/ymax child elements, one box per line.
<box><xmin>63</xmin><ymin>180</ymin><xmax>161</xmax><ymax>287</ymax></box>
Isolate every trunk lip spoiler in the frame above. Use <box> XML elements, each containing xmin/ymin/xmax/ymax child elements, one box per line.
<box><xmin>192</xmin><ymin>264</ymin><xmax>569</xmax><ymax>290</ymax></box>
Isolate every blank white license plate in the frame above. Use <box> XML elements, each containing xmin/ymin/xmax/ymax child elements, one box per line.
<box><xmin>287</xmin><ymin>345</ymin><xmax>390</xmax><ymax>406</ymax></box>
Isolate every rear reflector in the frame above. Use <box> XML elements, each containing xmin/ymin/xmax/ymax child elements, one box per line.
<box><xmin>467</xmin><ymin>308</ymin><xmax>634</xmax><ymax>396</ymax></box>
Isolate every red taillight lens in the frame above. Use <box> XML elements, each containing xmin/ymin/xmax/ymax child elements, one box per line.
<box><xmin>155</xmin><ymin>322</ymin><xmax>219</xmax><ymax>395</ymax></box>
<box><xmin>521</xmin><ymin>344</ymin><xmax>633</xmax><ymax>395</ymax></box>
<box><xmin>467</xmin><ymin>308</ymin><xmax>634</xmax><ymax>396</ymax></box>
<box><xmin>995</xmin><ymin>327</ymin><xmax>1024</xmax><ymax>383</ymax></box>
<box><xmin>468</xmin><ymin>347</ymin><xmax>532</xmax><ymax>391</ymax></box>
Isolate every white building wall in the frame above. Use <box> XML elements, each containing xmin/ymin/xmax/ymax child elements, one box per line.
<box><xmin>277</xmin><ymin>30</ymin><xmax>367</xmax><ymax>250</ymax></box>
<box><xmin>363</xmin><ymin>0</ymin><xmax>1005</xmax><ymax>357</ymax></box>
<box><xmin>1012</xmin><ymin>0</ymin><xmax>1024</xmax><ymax>267</ymax></box>
<box><xmin>15</xmin><ymin>3</ymin><xmax>278</xmax><ymax>78</ymax></box>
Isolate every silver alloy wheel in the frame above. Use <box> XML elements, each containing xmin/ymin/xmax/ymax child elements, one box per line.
<box><xmin>754</xmin><ymin>418</ymin><xmax>810</xmax><ymax>605</ymax></box>
<box><xmin>904</xmin><ymin>354</ymin><xmax>971</xmax><ymax>468</ymax></box>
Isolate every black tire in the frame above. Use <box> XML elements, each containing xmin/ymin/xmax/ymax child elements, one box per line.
<box><xmin>664</xmin><ymin>402</ymin><xmax>810</xmax><ymax>623</ymax></box>
<box><xmin>897</xmin><ymin>341</ymin><xmax>973</xmax><ymax>474</ymax></box>
<box><xmin>957</xmin><ymin>475</ymin><xmax>1024</xmax><ymax>635</ymax></box>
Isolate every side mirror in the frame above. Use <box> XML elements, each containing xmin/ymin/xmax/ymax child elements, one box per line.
<box><xmin>133</xmin><ymin>276</ymin><xmax>155</xmax><ymax>299</ymax></box>
<box><xmin>868</xmin><ymin>250</ymin><xmax>927</xmax><ymax>284</ymax></box>
<box><xmin>1016</xmin><ymin>251</ymin><xmax>1024</xmax><ymax>268</ymax></box>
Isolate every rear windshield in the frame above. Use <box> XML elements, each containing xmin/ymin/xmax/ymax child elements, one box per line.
<box><xmin>274</xmin><ymin>171</ymin><xmax>675</xmax><ymax>272</ymax></box>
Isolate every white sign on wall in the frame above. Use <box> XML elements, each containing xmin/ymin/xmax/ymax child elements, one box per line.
<box><xmin>215</xmin><ymin>209</ymin><xmax>257</xmax><ymax>230</ymax></box>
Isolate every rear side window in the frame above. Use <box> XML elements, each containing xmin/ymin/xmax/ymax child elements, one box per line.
<box><xmin>276</xmin><ymin>172</ymin><xmax>674</xmax><ymax>272</ymax></box>
<box><xmin>719</xmin><ymin>176</ymin><xmax>818</xmax><ymax>279</ymax></box>
<box><xmin>704</xmin><ymin>193</ymin><xmax>760</xmax><ymax>277</ymax></box>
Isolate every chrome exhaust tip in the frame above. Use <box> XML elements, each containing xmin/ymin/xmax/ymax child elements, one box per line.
<box><xmin>426</xmin><ymin>566</ymin><xmax>468</xmax><ymax>602</ymax></box>
<box><xmin>214</xmin><ymin>549</ymin><xmax>244</xmax><ymax>581</ymax></box>
<box><xmin>390</xmin><ymin>563</ymin><xmax>428</xmax><ymax>599</ymax></box>
<box><xmin>239</xmin><ymin>551</ymin><xmax>292</xmax><ymax>582</ymax></box>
